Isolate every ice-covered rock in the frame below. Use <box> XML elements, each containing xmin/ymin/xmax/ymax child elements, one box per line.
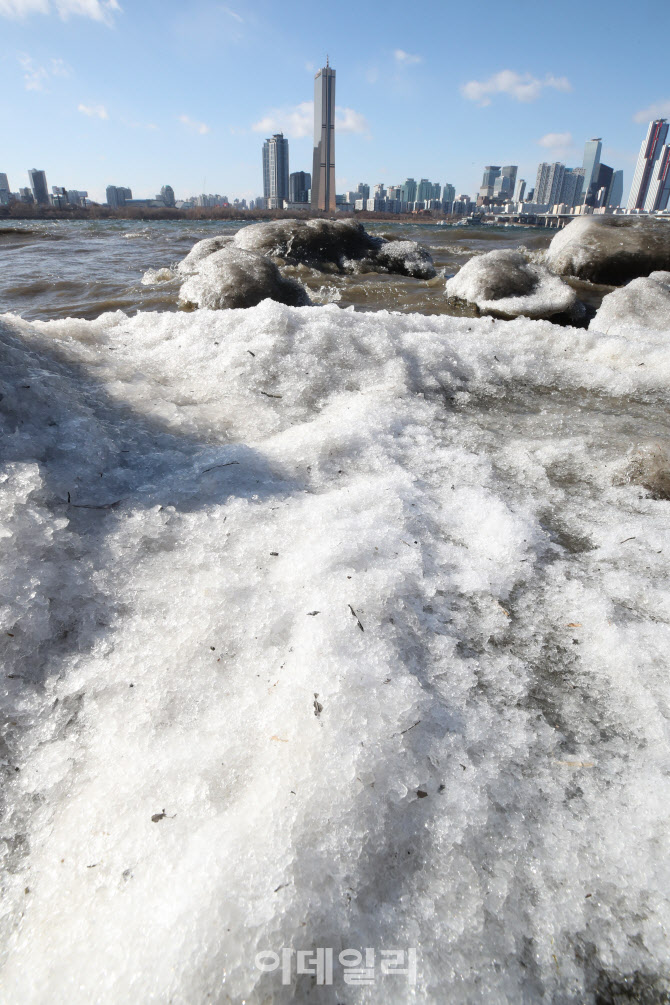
<box><xmin>590</xmin><ymin>271</ymin><xmax>670</xmax><ymax>335</ymax></box>
<box><xmin>445</xmin><ymin>248</ymin><xmax>578</xmax><ymax>320</ymax></box>
<box><xmin>1</xmin><ymin>302</ymin><xmax>670</xmax><ymax>1003</ymax></box>
<box><xmin>177</xmin><ymin>234</ymin><xmax>234</xmax><ymax>275</ymax></box>
<box><xmin>234</xmin><ymin>218</ymin><xmax>436</xmax><ymax>278</ymax></box>
<box><xmin>179</xmin><ymin>246</ymin><xmax>310</xmax><ymax>309</ymax></box>
<box><xmin>546</xmin><ymin>216</ymin><xmax>670</xmax><ymax>285</ymax></box>
<box><xmin>356</xmin><ymin>238</ymin><xmax>437</xmax><ymax>279</ymax></box>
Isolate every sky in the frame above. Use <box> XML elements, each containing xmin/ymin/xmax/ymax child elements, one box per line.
<box><xmin>1</xmin><ymin>0</ymin><xmax>669</xmax><ymax>204</ymax></box>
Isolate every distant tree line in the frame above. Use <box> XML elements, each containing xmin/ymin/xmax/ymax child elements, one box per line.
<box><xmin>0</xmin><ymin>203</ymin><xmax>463</xmax><ymax>224</ymax></box>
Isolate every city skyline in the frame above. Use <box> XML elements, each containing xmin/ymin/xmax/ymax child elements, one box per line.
<box><xmin>1</xmin><ymin>0</ymin><xmax>669</xmax><ymax>203</ymax></box>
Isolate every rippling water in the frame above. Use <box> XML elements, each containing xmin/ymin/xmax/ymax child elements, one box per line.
<box><xmin>0</xmin><ymin>217</ymin><xmax>558</xmax><ymax>320</ymax></box>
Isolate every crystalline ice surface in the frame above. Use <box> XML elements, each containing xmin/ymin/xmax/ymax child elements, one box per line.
<box><xmin>1</xmin><ymin>301</ymin><xmax>670</xmax><ymax>1003</ymax></box>
<box><xmin>590</xmin><ymin>271</ymin><xmax>670</xmax><ymax>335</ymax></box>
<box><xmin>446</xmin><ymin>248</ymin><xmax>577</xmax><ymax>319</ymax></box>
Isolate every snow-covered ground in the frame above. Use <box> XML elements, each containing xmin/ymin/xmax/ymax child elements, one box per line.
<box><xmin>1</xmin><ymin>301</ymin><xmax>669</xmax><ymax>1003</ymax></box>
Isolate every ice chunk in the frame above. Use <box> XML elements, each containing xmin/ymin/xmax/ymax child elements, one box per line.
<box><xmin>234</xmin><ymin>218</ymin><xmax>436</xmax><ymax>278</ymax></box>
<box><xmin>445</xmin><ymin>249</ymin><xmax>578</xmax><ymax>320</ymax></box>
<box><xmin>546</xmin><ymin>216</ymin><xmax>670</xmax><ymax>285</ymax></box>
<box><xmin>177</xmin><ymin>235</ymin><xmax>234</xmax><ymax>275</ymax></box>
<box><xmin>141</xmin><ymin>267</ymin><xmax>176</xmax><ymax>285</ymax></box>
<box><xmin>590</xmin><ymin>271</ymin><xmax>670</xmax><ymax>335</ymax></box>
<box><xmin>178</xmin><ymin>246</ymin><xmax>310</xmax><ymax>309</ymax></box>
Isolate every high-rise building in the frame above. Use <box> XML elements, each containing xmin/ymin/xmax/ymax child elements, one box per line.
<box><xmin>311</xmin><ymin>60</ymin><xmax>335</xmax><ymax>212</ymax></box>
<box><xmin>106</xmin><ymin>185</ymin><xmax>132</xmax><ymax>209</ymax></box>
<box><xmin>416</xmin><ymin>179</ymin><xmax>433</xmax><ymax>202</ymax></box>
<box><xmin>581</xmin><ymin>138</ymin><xmax>602</xmax><ymax>203</ymax></box>
<box><xmin>644</xmin><ymin>145</ymin><xmax>670</xmax><ymax>212</ymax></box>
<box><xmin>161</xmin><ymin>185</ymin><xmax>175</xmax><ymax>207</ymax></box>
<box><xmin>558</xmin><ymin>167</ymin><xmax>585</xmax><ymax>208</ymax></box>
<box><xmin>0</xmin><ymin>172</ymin><xmax>9</xmax><ymax>206</ymax></box>
<box><xmin>513</xmin><ymin>178</ymin><xmax>526</xmax><ymax>202</ymax></box>
<box><xmin>28</xmin><ymin>169</ymin><xmax>49</xmax><ymax>205</ymax></box>
<box><xmin>627</xmin><ymin>119</ymin><xmax>670</xmax><ymax>212</ymax></box>
<box><xmin>401</xmin><ymin>178</ymin><xmax>417</xmax><ymax>202</ymax></box>
<box><xmin>262</xmin><ymin>133</ymin><xmax>289</xmax><ymax>209</ymax></box>
<box><xmin>289</xmin><ymin>171</ymin><xmax>311</xmax><ymax>203</ymax></box>
<box><xmin>442</xmin><ymin>183</ymin><xmax>455</xmax><ymax>205</ymax></box>
<box><xmin>479</xmin><ymin>166</ymin><xmax>500</xmax><ymax>198</ymax></box>
<box><xmin>493</xmin><ymin>165</ymin><xmax>517</xmax><ymax>200</ymax></box>
<box><xmin>373</xmin><ymin>183</ymin><xmax>386</xmax><ymax>198</ymax></box>
<box><xmin>535</xmin><ymin>162</ymin><xmax>565</xmax><ymax>206</ymax></box>
<box><xmin>607</xmin><ymin>170</ymin><xmax>624</xmax><ymax>208</ymax></box>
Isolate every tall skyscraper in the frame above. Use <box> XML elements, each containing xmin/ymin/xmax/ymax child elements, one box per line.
<box><xmin>28</xmin><ymin>169</ymin><xmax>49</xmax><ymax>205</ymax></box>
<box><xmin>559</xmin><ymin>167</ymin><xmax>585</xmax><ymax>208</ymax></box>
<box><xmin>627</xmin><ymin>119</ymin><xmax>670</xmax><ymax>212</ymax></box>
<box><xmin>581</xmin><ymin>138</ymin><xmax>602</xmax><ymax>203</ymax></box>
<box><xmin>401</xmin><ymin>178</ymin><xmax>416</xmax><ymax>202</ymax></box>
<box><xmin>535</xmin><ymin>162</ymin><xmax>565</xmax><ymax>206</ymax></box>
<box><xmin>311</xmin><ymin>60</ymin><xmax>335</xmax><ymax>212</ymax></box>
<box><xmin>442</xmin><ymin>183</ymin><xmax>455</xmax><ymax>205</ymax></box>
<box><xmin>0</xmin><ymin>172</ymin><xmax>9</xmax><ymax>206</ymax></box>
<box><xmin>289</xmin><ymin>171</ymin><xmax>311</xmax><ymax>203</ymax></box>
<box><xmin>608</xmin><ymin>170</ymin><xmax>624</xmax><ymax>208</ymax></box>
<box><xmin>262</xmin><ymin>133</ymin><xmax>289</xmax><ymax>209</ymax></box>
<box><xmin>513</xmin><ymin>178</ymin><xmax>526</xmax><ymax>202</ymax></box>
<box><xmin>493</xmin><ymin>165</ymin><xmax>517</xmax><ymax>200</ymax></box>
<box><xmin>160</xmin><ymin>185</ymin><xmax>175</xmax><ymax>207</ymax></box>
<box><xmin>479</xmin><ymin>166</ymin><xmax>500</xmax><ymax>199</ymax></box>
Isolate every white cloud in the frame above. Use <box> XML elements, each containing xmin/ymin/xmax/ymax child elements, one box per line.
<box><xmin>78</xmin><ymin>102</ymin><xmax>108</xmax><ymax>119</ymax></box>
<box><xmin>460</xmin><ymin>70</ymin><xmax>572</xmax><ymax>107</ymax></box>
<box><xmin>179</xmin><ymin>114</ymin><xmax>210</xmax><ymax>135</ymax></box>
<box><xmin>252</xmin><ymin>101</ymin><xmax>369</xmax><ymax>139</ymax></box>
<box><xmin>394</xmin><ymin>49</ymin><xmax>422</xmax><ymax>66</ymax></box>
<box><xmin>221</xmin><ymin>5</ymin><xmax>242</xmax><ymax>22</ymax></box>
<box><xmin>335</xmin><ymin>107</ymin><xmax>369</xmax><ymax>134</ymax></box>
<box><xmin>633</xmin><ymin>100</ymin><xmax>670</xmax><ymax>124</ymax></box>
<box><xmin>538</xmin><ymin>131</ymin><xmax>573</xmax><ymax>150</ymax></box>
<box><xmin>0</xmin><ymin>0</ymin><xmax>121</xmax><ymax>23</ymax></box>
<box><xmin>18</xmin><ymin>53</ymin><xmax>71</xmax><ymax>90</ymax></box>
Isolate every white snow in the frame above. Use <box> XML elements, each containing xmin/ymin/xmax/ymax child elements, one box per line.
<box><xmin>446</xmin><ymin>249</ymin><xmax>577</xmax><ymax>319</ymax></box>
<box><xmin>1</xmin><ymin>301</ymin><xmax>670</xmax><ymax>1003</ymax></box>
<box><xmin>590</xmin><ymin>271</ymin><xmax>670</xmax><ymax>335</ymax></box>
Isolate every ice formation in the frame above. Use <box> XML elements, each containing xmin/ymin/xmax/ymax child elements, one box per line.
<box><xmin>234</xmin><ymin>218</ymin><xmax>436</xmax><ymax>278</ymax></box>
<box><xmin>1</xmin><ymin>302</ymin><xmax>670</xmax><ymax>1003</ymax></box>
<box><xmin>445</xmin><ymin>249</ymin><xmax>578</xmax><ymax>320</ymax></box>
<box><xmin>179</xmin><ymin>246</ymin><xmax>310</xmax><ymax>309</ymax></box>
<box><xmin>177</xmin><ymin>234</ymin><xmax>234</xmax><ymax>275</ymax></box>
<box><xmin>545</xmin><ymin>216</ymin><xmax>670</xmax><ymax>285</ymax></box>
<box><xmin>589</xmin><ymin>271</ymin><xmax>670</xmax><ymax>335</ymax></box>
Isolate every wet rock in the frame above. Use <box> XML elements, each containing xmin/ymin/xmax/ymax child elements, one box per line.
<box><xmin>445</xmin><ymin>249</ymin><xmax>579</xmax><ymax>320</ymax></box>
<box><xmin>234</xmin><ymin>218</ymin><xmax>436</xmax><ymax>278</ymax></box>
<box><xmin>179</xmin><ymin>247</ymin><xmax>310</xmax><ymax>310</ymax></box>
<box><xmin>546</xmin><ymin>216</ymin><xmax>670</xmax><ymax>286</ymax></box>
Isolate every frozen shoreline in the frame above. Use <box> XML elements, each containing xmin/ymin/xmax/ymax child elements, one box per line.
<box><xmin>1</xmin><ymin>301</ymin><xmax>669</xmax><ymax>1002</ymax></box>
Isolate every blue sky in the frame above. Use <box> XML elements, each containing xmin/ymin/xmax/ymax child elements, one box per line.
<box><xmin>1</xmin><ymin>0</ymin><xmax>669</xmax><ymax>204</ymax></box>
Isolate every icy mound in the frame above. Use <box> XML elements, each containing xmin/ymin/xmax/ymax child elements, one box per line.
<box><xmin>546</xmin><ymin>216</ymin><xmax>670</xmax><ymax>285</ymax></box>
<box><xmin>355</xmin><ymin>238</ymin><xmax>437</xmax><ymax>279</ymax></box>
<box><xmin>1</xmin><ymin>303</ymin><xmax>670</xmax><ymax>1004</ymax></box>
<box><xmin>590</xmin><ymin>271</ymin><xmax>670</xmax><ymax>335</ymax></box>
<box><xmin>234</xmin><ymin>218</ymin><xmax>436</xmax><ymax>278</ymax></box>
<box><xmin>177</xmin><ymin>234</ymin><xmax>234</xmax><ymax>275</ymax></box>
<box><xmin>446</xmin><ymin>249</ymin><xmax>578</xmax><ymax>320</ymax></box>
<box><xmin>179</xmin><ymin>246</ymin><xmax>310</xmax><ymax>309</ymax></box>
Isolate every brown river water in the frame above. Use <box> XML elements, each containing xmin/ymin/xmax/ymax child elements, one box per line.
<box><xmin>0</xmin><ymin>217</ymin><xmax>595</xmax><ymax>321</ymax></box>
